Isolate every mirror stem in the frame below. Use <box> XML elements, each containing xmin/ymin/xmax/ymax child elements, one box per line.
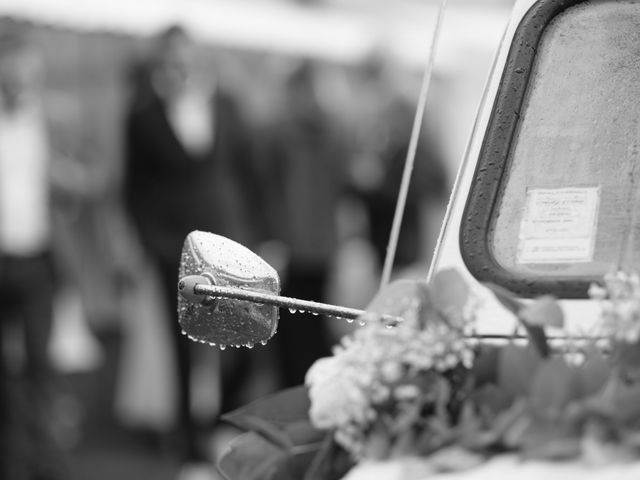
<box><xmin>179</xmin><ymin>277</ymin><xmax>402</xmax><ymax>325</ymax></box>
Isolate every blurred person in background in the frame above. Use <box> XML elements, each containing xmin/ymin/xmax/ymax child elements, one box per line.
<box><xmin>348</xmin><ymin>55</ymin><xmax>448</xmax><ymax>276</ymax></box>
<box><xmin>123</xmin><ymin>24</ymin><xmax>261</xmax><ymax>478</ymax></box>
<box><xmin>0</xmin><ymin>23</ymin><xmax>89</xmax><ymax>480</ymax></box>
<box><xmin>259</xmin><ymin>60</ymin><xmax>350</xmax><ymax>388</ymax></box>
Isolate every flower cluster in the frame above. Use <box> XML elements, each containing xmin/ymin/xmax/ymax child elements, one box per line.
<box><xmin>219</xmin><ymin>269</ymin><xmax>640</xmax><ymax>480</ymax></box>
<box><xmin>590</xmin><ymin>270</ymin><xmax>640</xmax><ymax>343</ymax></box>
<box><xmin>306</xmin><ymin>278</ymin><xmax>475</xmax><ymax>460</ymax></box>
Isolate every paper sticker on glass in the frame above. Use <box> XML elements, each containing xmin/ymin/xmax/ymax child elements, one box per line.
<box><xmin>517</xmin><ymin>187</ymin><xmax>600</xmax><ymax>264</ymax></box>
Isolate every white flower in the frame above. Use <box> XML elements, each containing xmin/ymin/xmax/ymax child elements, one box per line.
<box><xmin>591</xmin><ymin>270</ymin><xmax>640</xmax><ymax>344</ymax></box>
<box><xmin>304</xmin><ymin>278</ymin><xmax>477</xmax><ymax>460</ymax></box>
<box><xmin>305</xmin><ymin>356</ymin><xmax>340</xmax><ymax>386</ymax></box>
<box><xmin>307</xmin><ymin>357</ymin><xmax>372</xmax><ymax>430</ymax></box>
<box><xmin>588</xmin><ymin>283</ymin><xmax>607</xmax><ymax>300</ymax></box>
<box><xmin>370</xmin><ymin>384</ymin><xmax>391</xmax><ymax>404</ymax></box>
<box><xmin>380</xmin><ymin>361</ymin><xmax>404</xmax><ymax>383</ymax></box>
<box><xmin>393</xmin><ymin>384</ymin><xmax>421</xmax><ymax>401</ymax></box>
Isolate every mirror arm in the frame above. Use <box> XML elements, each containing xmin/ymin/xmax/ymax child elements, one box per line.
<box><xmin>178</xmin><ymin>275</ymin><xmax>402</xmax><ymax>325</ymax></box>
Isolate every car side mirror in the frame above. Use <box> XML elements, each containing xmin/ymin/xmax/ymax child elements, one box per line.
<box><xmin>177</xmin><ymin>231</ymin><xmax>402</xmax><ymax>349</ymax></box>
<box><xmin>177</xmin><ymin>231</ymin><xmax>280</xmax><ymax>349</ymax></box>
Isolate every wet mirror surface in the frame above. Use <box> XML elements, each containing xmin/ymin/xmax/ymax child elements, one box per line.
<box><xmin>178</xmin><ymin>231</ymin><xmax>280</xmax><ymax>348</ymax></box>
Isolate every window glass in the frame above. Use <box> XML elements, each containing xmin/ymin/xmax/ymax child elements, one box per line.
<box><xmin>491</xmin><ymin>0</ymin><xmax>640</xmax><ymax>279</ymax></box>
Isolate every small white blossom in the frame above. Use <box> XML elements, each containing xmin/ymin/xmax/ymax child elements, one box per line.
<box><xmin>380</xmin><ymin>361</ymin><xmax>404</xmax><ymax>383</ymax></box>
<box><xmin>393</xmin><ymin>384</ymin><xmax>421</xmax><ymax>401</ymax></box>
<box><xmin>591</xmin><ymin>270</ymin><xmax>640</xmax><ymax>344</ymax></box>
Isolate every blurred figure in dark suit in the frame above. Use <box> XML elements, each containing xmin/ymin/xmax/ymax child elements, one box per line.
<box><xmin>259</xmin><ymin>60</ymin><xmax>349</xmax><ymax>388</ymax></box>
<box><xmin>123</xmin><ymin>24</ymin><xmax>259</xmax><ymax>475</ymax></box>
<box><xmin>349</xmin><ymin>56</ymin><xmax>448</xmax><ymax>273</ymax></box>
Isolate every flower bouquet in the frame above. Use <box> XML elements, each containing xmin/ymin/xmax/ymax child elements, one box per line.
<box><xmin>218</xmin><ymin>269</ymin><xmax>640</xmax><ymax>480</ymax></box>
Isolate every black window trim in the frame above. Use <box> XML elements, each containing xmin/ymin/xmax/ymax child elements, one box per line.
<box><xmin>459</xmin><ymin>0</ymin><xmax>595</xmax><ymax>299</ymax></box>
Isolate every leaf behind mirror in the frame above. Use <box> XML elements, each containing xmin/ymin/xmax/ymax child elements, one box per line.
<box><xmin>429</xmin><ymin>269</ymin><xmax>470</xmax><ymax>314</ymax></box>
<box><xmin>519</xmin><ymin>296</ymin><xmax>564</xmax><ymax>329</ymax></box>
<box><xmin>497</xmin><ymin>344</ymin><xmax>542</xmax><ymax>399</ymax></box>
<box><xmin>362</xmin><ymin>279</ymin><xmax>430</xmax><ymax>324</ymax></box>
<box><xmin>219</xmin><ymin>431</ymin><xmax>290</xmax><ymax>480</ymax></box>
<box><xmin>223</xmin><ymin>385</ymin><xmax>311</xmax><ymax>430</ymax></box>
<box><xmin>482</xmin><ymin>282</ymin><xmax>550</xmax><ymax>357</ymax></box>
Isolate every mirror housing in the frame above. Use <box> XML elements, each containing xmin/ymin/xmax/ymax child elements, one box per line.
<box><xmin>177</xmin><ymin>231</ymin><xmax>280</xmax><ymax>348</ymax></box>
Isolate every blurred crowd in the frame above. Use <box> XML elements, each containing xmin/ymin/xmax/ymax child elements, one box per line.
<box><xmin>0</xmin><ymin>17</ymin><xmax>450</xmax><ymax>480</ymax></box>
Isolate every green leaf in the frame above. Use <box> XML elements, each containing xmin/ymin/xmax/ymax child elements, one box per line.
<box><xmin>287</xmin><ymin>448</ymin><xmax>327</xmax><ymax>480</ymax></box>
<box><xmin>497</xmin><ymin>344</ymin><xmax>542</xmax><ymax>399</ymax></box>
<box><xmin>234</xmin><ymin>415</ymin><xmax>294</xmax><ymax>450</ymax></box>
<box><xmin>283</xmin><ymin>420</ymin><xmax>326</xmax><ymax>447</ymax></box>
<box><xmin>576</xmin><ymin>347</ymin><xmax>611</xmax><ymax>398</ymax></box>
<box><xmin>362</xmin><ymin>279</ymin><xmax>431</xmax><ymax>324</ymax></box>
<box><xmin>592</xmin><ymin>375</ymin><xmax>640</xmax><ymax>423</ymax></box>
<box><xmin>582</xmin><ymin>424</ymin><xmax>636</xmax><ymax>466</ymax></box>
<box><xmin>472</xmin><ymin>384</ymin><xmax>513</xmax><ymax>421</ymax></box>
<box><xmin>471</xmin><ymin>346</ymin><xmax>500</xmax><ymax>386</ymax></box>
<box><xmin>429</xmin><ymin>269</ymin><xmax>470</xmax><ymax>315</ymax></box>
<box><xmin>482</xmin><ymin>282</ymin><xmax>523</xmax><ymax>314</ymax></box>
<box><xmin>615</xmin><ymin>341</ymin><xmax>640</xmax><ymax>383</ymax></box>
<box><xmin>218</xmin><ymin>431</ymin><xmax>291</xmax><ymax>480</ymax></box>
<box><xmin>457</xmin><ymin>401</ymin><xmax>498</xmax><ymax>449</ymax></box>
<box><xmin>510</xmin><ymin>415</ymin><xmax>579</xmax><ymax>460</ymax></box>
<box><xmin>415</xmin><ymin>418</ymin><xmax>455</xmax><ymax>454</ymax></box>
<box><xmin>482</xmin><ymin>283</ymin><xmax>549</xmax><ymax>357</ymax></box>
<box><xmin>219</xmin><ymin>429</ymin><xmax>329</xmax><ymax>480</ymax></box>
<box><xmin>362</xmin><ymin>421</ymin><xmax>393</xmax><ymax>459</ymax></box>
<box><xmin>223</xmin><ymin>386</ymin><xmax>311</xmax><ymax>430</ymax></box>
<box><xmin>523</xmin><ymin>326</ymin><xmax>550</xmax><ymax>359</ymax></box>
<box><xmin>303</xmin><ymin>434</ymin><xmax>353</xmax><ymax>480</ymax></box>
<box><xmin>498</xmin><ymin>400</ymin><xmax>532</xmax><ymax>448</ymax></box>
<box><xmin>530</xmin><ymin>357</ymin><xmax>581</xmax><ymax>412</ymax></box>
<box><xmin>620</xmin><ymin>429</ymin><xmax>640</xmax><ymax>450</ymax></box>
<box><xmin>519</xmin><ymin>296</ymin><xmax>563</xmax><ymax>329</ymax></box>
<box><xmin>533</xmin><ymin>358</ymin><xmax>582</xmax><ymax>411</ymax></box>
<box><xmin>222</xmin><ymin>386</ymin><xmax>325</xmax><ymax>459</ymax></box>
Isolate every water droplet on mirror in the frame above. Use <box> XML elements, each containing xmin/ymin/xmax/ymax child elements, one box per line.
<box><xmin>208</xmin><ymin>342</ymin><xmax>217</xmax><ymax>347</ymax></box>
<box><xmin>358</xmin><ymin>319</ymin><xmax>366</xmax><ymax>326</ymax></box>
<box><xmin>246</xmin><ymin>343</ymin><xmax>254</xmax><ymax>349</ymax></box>
<box><xmin>345</xmin><ymin>318</ymin><xmax>354</xmax><ymax>324</ymax></box>
<box><xmin>289</xmin><ymin>308</ymin><xmax>297</xmax><ymax>314</ymax></box>
<box><xmin>220</xmin><ymin>345</ymin><xmax>227</xmax><ymax>351</ymax></box>
<box><xmin>311</xmin><ymin>312</ymin><xmax>319</xmax><ymax>316</ymax></box>
<box><xmin>178</xmin><ymin>231</ymin><xmax>280</xmax><ymax>348</ymax></box>
<box><xmin>260</xmin><ymin>340</ymin><xmax>268</xmax><ymax>346</ymax></box>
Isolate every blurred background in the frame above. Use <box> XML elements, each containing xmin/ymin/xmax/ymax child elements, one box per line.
<box><xmin>0</xmin><ymin>0</ymin><xmax>513</xmax><ymax>479</ymax></box>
